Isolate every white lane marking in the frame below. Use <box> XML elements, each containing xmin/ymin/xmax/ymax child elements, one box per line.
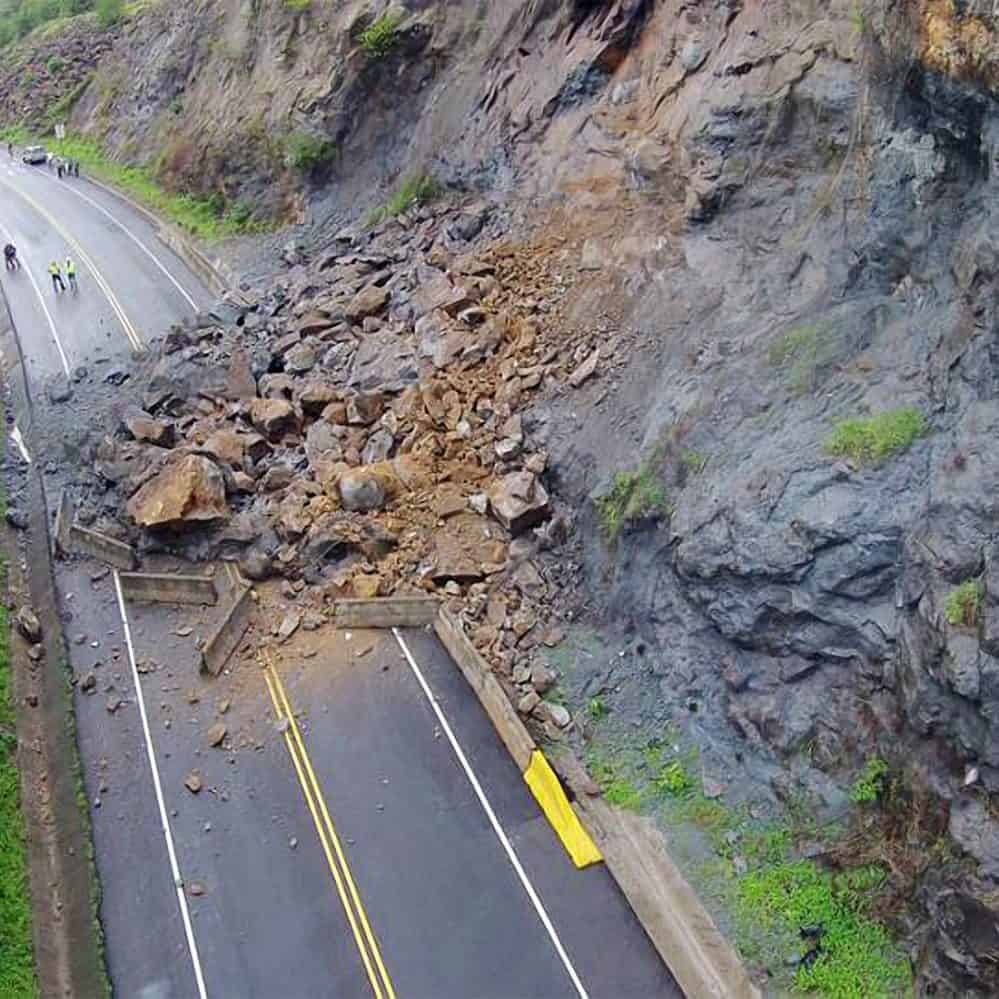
<box><xmin>0</xmin><ymin>220</ymin><xmax>72</xmax><ymax>377</ymax></box>
<box><xmin>56</xmin><ymin>181</ymin><xmax>199</xmax><ymax>311</ymax></box>
<box><xmin>113</xmin><ymin>572</ymin><xmax>209</xmax><ymax>999</ymax></box>
<box><xmin>391</xmin><ymin>628</ymin><xmax>590</xmax><ymax>999</ymax></box>
<box><xmin>10</xmin><ymin>423</ymin><xmax>30</xmax><ymax>463</ymax></box>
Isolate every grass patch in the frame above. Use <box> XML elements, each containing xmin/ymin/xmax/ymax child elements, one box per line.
<box><xmin>0</xmin><ymin>127</ymin><xmax>265</xmax><ymax>240</ymax></box>
<box><xmin>826</xmin><ymin>406</ymin><xmax>928</xmax><ymax>465</ymax></box>
<box><xmin>595</xmin><ymin>464</ymin><xmax>670</xmax><ymax>542</ymax></box>
<box><xmin>945</xmin><ymin>579</ymin><xmax>982</xmax><ymax>628</ymax></box>
<box><xmin>365</xmin><ymin>174</ymin><xmax>441</xmax><ymax>227</ymax></box>
<box><xmin>579</xmin><ymin>727</ymin><xmax>911</xmax><ymax>996</ymax></box>
<box><xmin>358</xmin><ymin>11</ymin><xmax>403</xmax><ymax>58</ymax></box>
<box><xmin>0</xmin><ymin>531</ymin><xmax>36</xmax><ymax>996</ymax></box>
<box><xmin>736</xmin><ymin>862</ymin><xmax>910</xmax><ymax>996</ymax></box>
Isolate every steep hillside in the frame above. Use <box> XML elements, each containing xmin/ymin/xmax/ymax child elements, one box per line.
<box><xmin>9</xmin><ymin>0</ymin><xmax>999</xmax><ymax>993</ymax></box>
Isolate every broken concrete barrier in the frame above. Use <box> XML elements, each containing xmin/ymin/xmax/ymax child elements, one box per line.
<box><xmin>53</xmin><ymin>487</ymin><xmax>72</xmax><ymax>558</ymax></box>
<box><xmin>119</xmin><ymin>572</ymin><xmax>218</xmax><ymax>606</ymax></box>
<box><xmin>68</xmin><ymin>523</ymin><xmax>136</xmax><ymax>570</ymax></box>
<box><xmin>334</xmin><ymin>597</ymin><xmax>440</xmax><ymax>629</ymax></box>
<box><xmin>201</xmin><ymin>585</ymin><xmax>253</xmax><ymax>676</ymax></box>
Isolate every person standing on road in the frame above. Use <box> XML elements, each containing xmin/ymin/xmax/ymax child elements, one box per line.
<box><xmin>74</xmin><ymin>161</ymin><xmax>80</xmax><ymax>177</ymax></box>
<box><xmin>48</xmin><ymin>260</ymin><xmax>65</xmax><ymax>294</ymax></box>
<box><xmin>6</xmin><ymin>142</ymin><xmax>12</xmax><ymax>159</ymax></box>
<box><xmin>65</xmin><ymin>257</ymin><xmax>78</xmax><ymax>293</ymax></box>
<box><xmin>57</xmin><ymin>160</ymin><xmax>64</xmax><ymax>179</ymax></box>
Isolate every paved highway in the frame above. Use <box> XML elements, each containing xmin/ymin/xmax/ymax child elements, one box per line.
<box><xmin>1</xmin><ymin>157</ymin><xmax>681</xmax><ymax>998</ymax></box>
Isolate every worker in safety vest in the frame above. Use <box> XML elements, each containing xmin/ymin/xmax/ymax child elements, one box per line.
<box><xmin>48</xmin><ymin>260</ymin><xmax>65</xmax><ymax>294</ymax></box>
<box><xmin>65</xmin><ymin>257</ymin><xmax>78</xmax><ymax>293</ymax></box>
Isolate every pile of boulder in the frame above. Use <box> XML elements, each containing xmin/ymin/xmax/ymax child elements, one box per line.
<box><xmin>77</xmin><ymin>202</ymin><xmax>602</xmax><ymax>731</ymax></box>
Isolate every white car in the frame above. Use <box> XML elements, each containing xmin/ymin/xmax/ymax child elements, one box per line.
<box><xmin>22</xmin><ymin>145</ymin><xmax>47</xmax><ymax>165</ymax></box>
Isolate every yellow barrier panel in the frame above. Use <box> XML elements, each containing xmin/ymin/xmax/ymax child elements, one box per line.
<box><xmin>524</xmin><ymin>751</ymin><xmax>603</xmax><ymax>869</ymax></box>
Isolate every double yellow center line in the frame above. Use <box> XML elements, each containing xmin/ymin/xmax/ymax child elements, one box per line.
<box><xmin>262</xmin><ymin>657</ymin><xmax>397</xmax><ymax>999</ymax></box>
<box><xmin>0</xmin><ymin>175</ymin><xmax>146</xmax><ymax>353</ymax></box>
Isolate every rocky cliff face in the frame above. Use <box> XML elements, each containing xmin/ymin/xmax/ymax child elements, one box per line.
<box><xmin>12</xmin><ymin>0</ymin><xmax>999</xmax><ymax>992</ymax></box>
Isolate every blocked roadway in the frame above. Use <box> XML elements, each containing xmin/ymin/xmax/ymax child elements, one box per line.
<box><xmin>2</xmin><ymin>157</ymin><xmax>681</xmax><ymax>997</ymax></box>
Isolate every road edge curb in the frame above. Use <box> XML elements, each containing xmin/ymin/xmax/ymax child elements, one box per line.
<box><xmin>77</xmin><ymin>174</ymin><xmax>240</xmax><ymax>300</ymax></box>
<box><xmin>0</xmin><ymin>281</ymin><xmax>111</xmax><ymax>997</ymax></box>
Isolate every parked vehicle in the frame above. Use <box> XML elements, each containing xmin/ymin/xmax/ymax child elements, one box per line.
<box><xmin>21</xmin><ymin>145</ymin><xmax>47</xmax><ymax>165</ymax></box>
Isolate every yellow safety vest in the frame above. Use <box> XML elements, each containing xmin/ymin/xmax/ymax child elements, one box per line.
<box><xmin>48</xmin><ymin>262</ymin><xmax>60</xmax><ymax>276</ymax></box>
<box><xmin>65</xmin><ymin>260</ymin><xmax>75</xmax><ymax>276</ymax></box>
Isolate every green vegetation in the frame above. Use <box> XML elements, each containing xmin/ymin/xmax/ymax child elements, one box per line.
<box><xmin>945</xmin><ymin>579</ymin><xmax>982</xmax><ymax>628</ymax></box>
<box><xmin>826</xmin><ymin>406</ymin><xmax>928</xmax><ymax>465</ymax></box>
<box><xmin>595</xmin><ymin>463</ymin><xmax>670</xmax><ymax>541</ymax></box>
<box><xmin>653</xmin><ymin>759</ymin><xmax>696</xmax><ymax>796</ymax></box>
<box><xmin>849</xmin><ymin>756</ymin><xmax>889</xmax><ymax>805</ymax></box>
<box><xmin>358</xmin><ymin>11</ymin><xmax>402</xmax><ymax>58</ymax></box>
<box><xmin>0</xmin><ymin>1</ymin><xmax>88</xmax><ymax>48</ymax></box>
<box><xmin>768</xmin><ymin>323</ymin><xmax>832</xmax><ymax>394</ymax></box>
<box><xmin>579</xmin><ymin>730</ymin><xmax>910</xmax><ymax>996</ymax></box>
<box><xmin>45</xmin><ymin>53</ymin><xmax>63</xmax><ymax>73</ymax></box>
<box><xmin>586</xmin><ymin>696</ymin><xmax>608</xmax><ymax>721</ymax></box>
<box><xmin>285</xmin><ymin>131</ymin><xmax>336</xmax><ymax>174</ymax></box>
<box><xmin>680</xmin><ymin>449</ymin><xmax>707</xmax><ymax>475</ymax></box>
<box><xmin>95</xmin><ymin>0</ymin><xmax>122</xmax><ymax>25</ymax></box>
<box><xmin>0</xmin><ymin>517</ymin><xmax>36</xmax><ymax>995</ymax></box>
<box><xmin>365</xmin><ymin>174</ymin><xmax>441</xmax><ymax>226</ymax></box>
<box><xmin>736</xmin><ymin>862</ymin><xmax>910</xmax><ymax>996</ymax></box>
<box><xmin>44</xmin><ymin>76</ymin><xmax>88</xmax><ymax>123</ymax></box>
<box><xmin>1</xmin><ymin>127</ymin><xmax>264</xmax><ymax>240</ymax></box>
<box><xmin>284</xmin><ymin>0</ymin><xmax>310</xmax><ymax>9</ymax></box>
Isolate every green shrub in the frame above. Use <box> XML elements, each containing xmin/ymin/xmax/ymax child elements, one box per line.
<box><xmin>96</xmin><ymin>0</ymin><xmax>124</xmax><ymax>27</ymax></box>
<box><xmin>285</xmin><ymin>131</ymin><xmax>336</xmax><ymax>174</ymax></box>
<box><xmin>654</xmin><ymin>760</ymin><xmax>696</xmax><ymax>797</ymax></box>
<box><xmin>945</xmin><ymin>579</ymin><xmax>982</xmax><ymax>628</ymax></box>
<box><xmin>595</xmin><ymin>466</ymin><xmax>670</xmax><ymax>541</ymax></box>
<box><xmin>586</xmin><ymin>696</ymin><xmax>608</xmax><ymax>721</ymax></box>
<box><xmin>366</xmin><ymin>174</ymin><xmax>441</xmax><ymax>226</ymax></box>
<box><xmin>46</xmin><ymin>55</ymin><xmax>65</xmax><ymax>74</ymax></box>
<box><xmin>826</xmin><ymin>406</ymin><xmax>928</xmax><ymax>464</ymax></box>
<box><xmin>359</xmin><ymin>11</ymin><xmax>403</xmax><ymax>58</ymax></box>
<box><xmin>849</xmin><ymin>756</ymin><xmax>889</xmax><ymax>804</ymax></box>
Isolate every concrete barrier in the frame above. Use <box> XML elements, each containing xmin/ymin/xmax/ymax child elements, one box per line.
<box><xmin>119</xmin><ymin>571</ymin><xmax>217</xmax><ymax>606</ymax></box>
<box><xmin>574</xmin><ymin>792</ymin><xmax>761</xmax><ymax>999</ymax></box>
<box><xmin>68</xmin><ymin>523</ymin><xmax>136</xmax><ymax>570</ymax></box>
<box><xmin>52</xmin><ymin>488</ymin><xmax>72</xmax><ymax>558</ymax></box>
<box><xmin>433</xmin><ymin>607</ymin><xmax>536</xmax><ymax>772</ymax></box>
<box><xmin>335</xmin><ymin>597</ymin><xmax>440</xmax><ymax>629</ymax></box>
<box><xmin>201</xmin><ymin>585</ymin><xmax>253</xmax><ymax>676</ymax></box>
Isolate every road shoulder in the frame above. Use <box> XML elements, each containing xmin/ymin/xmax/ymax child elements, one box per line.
<box><xmin>0</xmin><ymin>282</ymin><xmax>108</xmax><ymax>996</ymax></box>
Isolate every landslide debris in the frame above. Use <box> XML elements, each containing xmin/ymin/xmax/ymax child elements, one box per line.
<box><xmin>63</xmin><ymin>200</ymin><xmax>588</xmax><ymax>740</ymax></box>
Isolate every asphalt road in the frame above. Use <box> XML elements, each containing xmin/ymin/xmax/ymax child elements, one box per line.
<box><xmin>0</xmin><ymin>154</ymin><xmax>208</xmax><ymax>380</ymax></box>
<box><xmin>1</xmin><ymin>158</ymin><xmax>682</xmax><ymax>998</ymax></box>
